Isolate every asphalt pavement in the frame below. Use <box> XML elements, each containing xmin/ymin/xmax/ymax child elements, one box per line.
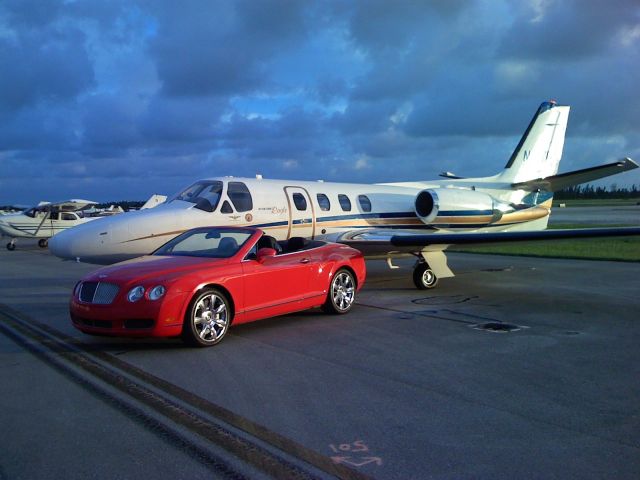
<box><xmin>1</xmin><ymin>208</ymin><xmax>639</xmax><ymax>479</ymax></box>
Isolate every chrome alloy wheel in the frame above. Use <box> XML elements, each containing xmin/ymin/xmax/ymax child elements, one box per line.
<box><xmin>193</xmin><ymin>292</ymin><xmax>229</xmax><ymax>344</ymax></box>
<box><xmin>330</xmin><ymin>271</ymin><xmax>355</xmax><ymax>313</ymax></box>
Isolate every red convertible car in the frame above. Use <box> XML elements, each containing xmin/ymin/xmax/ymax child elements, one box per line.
<box><xmin>70</xmin><ymin>227</ymin><xmax>366</xmax><ymax>347</ymax></box>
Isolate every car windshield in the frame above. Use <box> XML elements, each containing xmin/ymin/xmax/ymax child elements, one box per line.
<box><xmin>153</xmin><ymin>228</ymin><xmax>253</xmax><ymax>258</ymax></box>
<box><xmin>169</xmin><ymin>181</ymin><xmax>223</xmax><ymax>212</ymax></box>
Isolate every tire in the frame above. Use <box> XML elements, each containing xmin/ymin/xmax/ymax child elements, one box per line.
<box><xmin>6</xmin><ymin>242</ymin><xmax>15</xmax><ymax>251</ymax></box>
<box><xmin>182</xmin><ymin>289</ymin><xmax>231</xmax><ymax>347</ymax></box>
<box><xmin>322</xmin><ymin>269</ymin><xmax>356</xmax><ymax>314</ymax></box>
<box><xmin>38</xmin><ymin>239</ymin><xmax>48</xmax><ymax>248</ymax></box>
<box><xmin>413</xmin><ymin>263</ymin><xmax>439</xmax><ymax>290</ymax></box>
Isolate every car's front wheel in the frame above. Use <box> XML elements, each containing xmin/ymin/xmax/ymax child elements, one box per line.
<box><xmin>323</xmin><ymin>269</ymin><xmax>356</xmax><ymax>314</ymax></box>
<box><xmin>182</xmin><ymin>288</ymin><xmax>231</xmax><ymax>347</ymax></box>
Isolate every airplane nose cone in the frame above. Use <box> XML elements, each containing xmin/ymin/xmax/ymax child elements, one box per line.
<box><xmin>48</xmin><ymin>228</ymin><xmax>78</xmax><ymax>259</ymax></box>
<box><xmin>49</xmin><ymin>217</ymin><xmax>117</xmax><ymax>262</ymax></box>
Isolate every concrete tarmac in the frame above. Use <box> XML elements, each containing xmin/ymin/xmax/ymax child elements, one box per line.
<box><xmin>1</xmin><ymin>228</ymin><xmax>639</xmax><ymax>478</ymax></box>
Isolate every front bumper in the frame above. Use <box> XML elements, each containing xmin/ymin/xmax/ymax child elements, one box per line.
<box><xmin>69</xmin><ymin>290</ymin><xmax>187</xmax><ymax>338</ymax></box>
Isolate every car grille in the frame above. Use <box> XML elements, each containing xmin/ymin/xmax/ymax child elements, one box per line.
<box><xmin>71</xmin><ymin>314</ymin><xmax>113</xmax><ymax>329</ymax></box>
<box><xmin>79</xmin><ymin>282</ymin><xmax>120</xmax><ymax>304</ymax></box>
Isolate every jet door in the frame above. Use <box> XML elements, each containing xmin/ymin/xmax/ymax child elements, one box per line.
<box><xmin>284</xmin><ymin>187</ymin><xmax>315</xmax><ymax>238</ymax></box>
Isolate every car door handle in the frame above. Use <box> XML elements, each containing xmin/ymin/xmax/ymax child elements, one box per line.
<box><xmin>300</xmin><ymin>258</ymin><xmax>310</xmax><ymax>263</ymax></box>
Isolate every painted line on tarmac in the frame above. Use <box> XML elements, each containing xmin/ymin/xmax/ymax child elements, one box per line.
<box><xmin>0</xmin><ymin>309</ymin><xmax>247</xmax><ymax>480</ymax></box>
<box><xmin>0</xmin><ymin>304</ymin><xmax>371</xmax><ymax>480</ymax></box>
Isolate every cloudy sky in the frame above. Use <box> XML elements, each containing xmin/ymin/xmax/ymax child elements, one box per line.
<box><xmin>1</xmin><ymin>0</ymin><xmax>638</xmax><ymax>205</ymax></box>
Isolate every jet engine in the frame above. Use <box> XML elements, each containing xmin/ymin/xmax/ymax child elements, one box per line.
<box><xmin>414</xmin><ymin>188</ymin><xmax>513</xmax><ymax>227</ymax></box>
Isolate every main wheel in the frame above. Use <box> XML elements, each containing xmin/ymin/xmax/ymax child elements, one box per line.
<box><xmin>323</xmin><ymin>269</ymin><xmax>356</xmax><ymax>314</ymax></box>
<box><xmin>38</xmin><ymin>239</ymin><xmax>48</xmax><ymax>248</ymax></box>
<box><xmin>182</xmin><ymin>289</ymin><xmax>231</xmax><ymax>347</ymax></box>
<box><xmin>6</xmin><ymin>242</ymin><xmax>15</xmax><ymax>251</ymax></box>
<box><xmin>413</xmin><ymin>263</ymin><xmax>439</xmax><ymax>290</ymax></box>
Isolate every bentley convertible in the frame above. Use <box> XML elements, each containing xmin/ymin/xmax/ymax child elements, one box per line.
<box><xmin>69</xmin><ymin>227</ymin><xmax>366</xmax><ymax>347</ymax></box>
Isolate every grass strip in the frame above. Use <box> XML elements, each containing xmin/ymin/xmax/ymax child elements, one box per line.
<box><xmin>450</xmin><ymin>224</ymin><xmax>640</xmax><ymax>261</ymax></box>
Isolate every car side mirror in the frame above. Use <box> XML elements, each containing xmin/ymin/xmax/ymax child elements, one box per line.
<box><xmin>256</xmin><ymin>247</ymin><xmax>277</xmax><ymax>263</ymax></box>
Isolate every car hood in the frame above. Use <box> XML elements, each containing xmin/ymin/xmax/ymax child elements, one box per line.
<box><xmin>82</xmin><ymin>255</ymin><xmax>232</xmax><ymax>285</ymax></box>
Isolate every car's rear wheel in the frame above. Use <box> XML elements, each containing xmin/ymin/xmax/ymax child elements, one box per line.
<box><xmin>322</xmin><ymin>269</ymin><xmax>356</xmax><ymax>314</ymax></box>
<box><xmin>182</xmin><ymin>289</ymin><xmax>231</xmax><ymax>347</ymax></box>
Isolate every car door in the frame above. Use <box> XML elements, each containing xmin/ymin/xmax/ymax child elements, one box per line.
<box><xmin>241</xmin><ymin>250</ymin><xmax>314</xmax><ymax>316</ymax></box>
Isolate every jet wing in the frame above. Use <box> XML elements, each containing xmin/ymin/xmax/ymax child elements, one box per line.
<box><xmin>511</xmin><ymin>158</ymin><xmax>638</xmax><ymax>192</ymax></box>
<box><xmin>337</xmin><ymin>226</ymin><xmax>640</xmax><ymax>254</ymax></box>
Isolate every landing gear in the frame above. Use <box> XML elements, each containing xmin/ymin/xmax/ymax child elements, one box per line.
<box><xmin>413</xmin><ymin>261</ymin><xmax>439</xmax><ymax>290</ymax></box>
<box><xmin>38</xmin><ymin>238</ymin><xmax>48</xmax><ymax>248</ymax></box>
<box><xmin>6</xmin><ymin>240</ymin><xmax>16</xmax><ymax>251</ymax></box>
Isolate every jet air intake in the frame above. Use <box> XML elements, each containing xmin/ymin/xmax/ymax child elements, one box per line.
<box><xmin>414</xmin><ymin>189</ymin><xmax>512</xmax><ymax>227</ymax></box>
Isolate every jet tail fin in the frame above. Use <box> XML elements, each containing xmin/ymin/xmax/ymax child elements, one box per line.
<box><xmin>497</xmin><ymin>101</ymin><xmax>570</xmax><ymax>184</ymax></box>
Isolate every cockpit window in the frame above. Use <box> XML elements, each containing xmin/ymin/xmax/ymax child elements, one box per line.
<box><xmin>227</xmin><ymin>182</ymin><xmax>253</xmax><ymax>212</ymax></box>
<box><xmin>170</xmin><ymin>181</ymin><xmax>223</xmax><ymax>212</ymax></box>
<box><xmin>24</xmin><ymin>207</ymin><xmax>46</xmax><ymax>218</ymax></box>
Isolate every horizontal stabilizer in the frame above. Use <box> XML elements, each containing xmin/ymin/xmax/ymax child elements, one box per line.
<box><xmin>512</xmin><ymin>158</ymin><xmax>638</xmax><ymax>192</ymax></box>
<box><xmin>389</xmin><ymin>227</ymin><xmax>640</xmax><ymax>248</ymax></box>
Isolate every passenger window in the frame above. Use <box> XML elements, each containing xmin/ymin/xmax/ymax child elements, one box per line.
<box><xmin>62</xmin><ymin>213</ymin><xmax>76</xmax><ymax>221</ymax></box>
<box><xmin>49</xmin><ymin>212</ymin><xmax>59</xmax><ymax>220</ymax></box>
<box><xmin>220</xmin><ymin>201</ymin><xmax>233</xmax><ymax>214</ymax></box>
<box><xmin>316</xmin><ymin>193</ymin><xmax>330</xmax><ymax>211</ymax></box>
<box><xmin>292</xmin><ymin>193</ymin><xmax>307</xmax><ymax>211</ymax></box>
<box><xmin>358</xmin><ymin>195</ymin><xmax>372</xmax><ymax>212</ymax></box>
<box><xmin>338</xmin><ymin>194</ymin><xmax>351</xmax><ymax>211</ymax></box>
<box><xmin>227</xmin><ymin>182</ymin><xmax>253</xmax><ymax>212</ymax></box>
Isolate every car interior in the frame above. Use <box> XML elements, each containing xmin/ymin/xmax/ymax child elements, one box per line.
<box><xmin>256</xmin><ymin>235</ymin><xmax>324</xmax><ymax>255</ymax></box>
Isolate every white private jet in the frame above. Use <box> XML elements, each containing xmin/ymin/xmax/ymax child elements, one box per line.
<box><xmin>49</xmin><ymin>101</ymin><xmax>640</xmax><ymax>288</ymax></box>
<box><xmin>0</xmin><ymin>199</ymin><xmax>99</xmax><ymax>251</ymax></box>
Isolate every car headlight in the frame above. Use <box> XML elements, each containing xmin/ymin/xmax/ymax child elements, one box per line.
<box><xmin>127</xmin><ymin>286</ymin><xmax>145</xmax><ymax>302</ymax></box>
<box><xmin>148</xmin><ymin>285</ymin><xmax>166</xmax><ymax>301</ymax></box>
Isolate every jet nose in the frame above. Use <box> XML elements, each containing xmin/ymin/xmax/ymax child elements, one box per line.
<box><xmin>49</xmin><ymin>215</ymin><xmax>135</xmax><ymax>264</ymax></box>
<box><xmin>49</xmin><ymin>228</ymin><xmax>79</xmax><ymax>260</ymax></box>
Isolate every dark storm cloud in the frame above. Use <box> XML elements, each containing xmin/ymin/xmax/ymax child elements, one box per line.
<box><xmin>500</xmin><ymin>0</ymin><xmax>639</xmax><ymax>60</ymax></box>
<box><xmin>215</xmin><ymin>108</ymin><xmax>332</xmax><ymax>167</ymax></box>
<box><xmin>0</xmin><ymin>27</ymin><xmax>94</xmax><ymax>110</ymax></box>
<box><xmin>342</xmin><ymin>0</ymin><xmax>469</xmax><ymax>52</ymax></box>
<box><xmin>146</xmin><ymin>0</ymin><xmax>308</xmax><ymax>97</ymax></box>
<box><xmin>139</xmin><ymin>96</ymin><xmax>227</xmax><ymax>143</ymax></box>
<box><xmin>1</xmin><ymin>0</ymin><xmax>638</xmax><ymax>204</ymax></box>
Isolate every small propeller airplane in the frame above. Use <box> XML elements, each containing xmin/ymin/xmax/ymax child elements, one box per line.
<box><xmin>0</xmin><ymin>199</ymin><xmax>99</xmax><ymax>251</ymax></box>
<box><xmin>49</xmin><ymin>101</ymin><xmax>640</xmax><ymax>288</ymax></box>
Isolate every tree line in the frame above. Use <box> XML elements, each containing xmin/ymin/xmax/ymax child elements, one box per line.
<box><xmin>555</xmin><ymin>184</ymin><xmax>640</xmax><ymax>200</ymax></box>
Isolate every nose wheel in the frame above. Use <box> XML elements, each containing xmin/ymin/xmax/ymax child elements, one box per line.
<box><xmin>6</xmin><ymin>240</ymin><xmax>16</xmax><ymax>251</ymax></box>
<box><xmin>38</xmin><ymin>239</ymin><xmax>49</xmax><ymax>248</ymax></box>
<box><xmin>413</xmin><ymin>261</ymin><xmax>439</xmax><ymax>290</ymax></box>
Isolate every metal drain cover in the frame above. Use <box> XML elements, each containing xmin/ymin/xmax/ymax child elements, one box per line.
<box><xmin>472</xmin><ymin>322</ymin><xmax>523</xmax><ymax>333</ymax></box>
